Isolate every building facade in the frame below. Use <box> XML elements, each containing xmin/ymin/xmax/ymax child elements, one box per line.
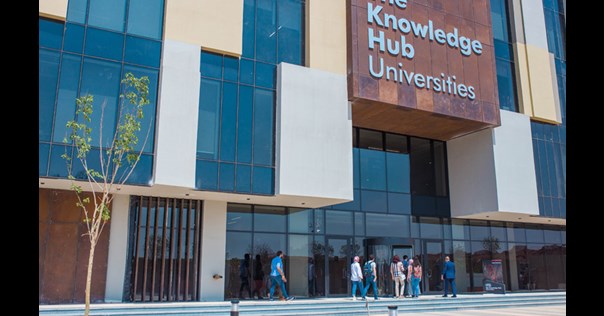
<box><xmin>39</xmin><ymin>0</ymin><xmax>565</xmax><ymax>304</ymax></box>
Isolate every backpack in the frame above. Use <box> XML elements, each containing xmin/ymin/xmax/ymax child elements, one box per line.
<box><xmin>363</xmin><ymin>261</ymin><xmax>373</xmax><ymax>278</ymax></box>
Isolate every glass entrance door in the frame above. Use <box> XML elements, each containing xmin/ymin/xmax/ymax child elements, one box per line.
<box><xmin>422</xmin><ymin>240</ymin><xmax>444</xmax><ymax>293</ymax></box>
<box><xmin>326</xmin><ymin>237</ymin><xmax>351</xmax><ymax>295</ymax></box>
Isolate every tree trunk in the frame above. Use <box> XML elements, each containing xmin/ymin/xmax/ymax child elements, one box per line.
<box><xmin>85</xmin><ymin>241</ymin><xmax>97</xmax><ymax>316</ymax></box>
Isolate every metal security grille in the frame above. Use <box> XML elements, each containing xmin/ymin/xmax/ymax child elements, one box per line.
<box><xmin>127</xmin><ymin>196</ymin><xmax>202</xmax><ymax>302</ymax></box>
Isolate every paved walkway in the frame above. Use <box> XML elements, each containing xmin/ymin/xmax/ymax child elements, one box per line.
<box><xmin>375</xmin><ymin>304</ymin><xmax>566</xmax><ymax>315</ymax></box>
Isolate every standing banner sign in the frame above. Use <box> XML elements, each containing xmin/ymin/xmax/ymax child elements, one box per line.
<box><xmin>482</xmin><ymin>259</ymin><xmax>506</xmax><ymax>294</ymax></box>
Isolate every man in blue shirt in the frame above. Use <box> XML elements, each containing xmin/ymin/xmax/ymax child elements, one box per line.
<box><xmin>441</xmin><ymin>256</ymin><xmax>457</xmax><ymax>297</ymax></box>
<box><xmin>269</xmin><ymin>251</ymin><xmax>295</xmax><ymax>301</ymax></box>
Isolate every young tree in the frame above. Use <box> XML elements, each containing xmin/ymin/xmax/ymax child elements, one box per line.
<box><xmin>62</xmin><ymin>73</ymin><xmax>151</xmax><ymax>316</ymax></box>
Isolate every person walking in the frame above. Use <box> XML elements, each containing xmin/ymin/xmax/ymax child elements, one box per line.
<box><xmin>239</xmin><ymin>253</ymin><xmax>252</xmax><ymax>299</ymax></box>
<box><xmin>269</xmin><ymin>251</ymin><xmax>295</xmax><ymax>301</ymax></box>
<box><xmin>252</xmin><ymin>254</ymin><xmax>265</xmax><ymax>299</ymax></box>
<box><xmin>441</xmin><ymin>256</ymin><xmax>457</xmax><ymax>298</ymax></box>
<box><xmin>410</xmin><ymin>259</ymin><xmax>422</xmax><ymax>298</ymax></box>
<box><xmin>350</xmin><ymin>256</ymin><xmax>364</xmax><ymax>300</ymax></box>
<box><xmin>390</xmin><ymin>255</ymin><xmax>405</xmax><ymax>298</ymax></box>
<box><xmin>362</xmin><ymin>254</ymin><xmax>379</xmax><ymax>300</ymax></box>
<box><xmin>402</xmin><ymin>255</ymin><xmax>410</xmax><ymax>297</ymax></box>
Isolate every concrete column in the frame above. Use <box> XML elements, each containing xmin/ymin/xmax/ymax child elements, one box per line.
<box><xmin>199</xmin><ymin>200</ymin><xmax>227</xmax><ymax>301</ymax></box>
<box><xmin>104</xmin><ymin>194</ymin><xmax>131</xmax><ymax>302</ymax></box>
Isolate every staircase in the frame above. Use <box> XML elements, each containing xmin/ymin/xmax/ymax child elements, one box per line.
<box><xmin>39</xmin><ymin>292</ymin><xmax>566</xmax><ymax>315</ymax></box>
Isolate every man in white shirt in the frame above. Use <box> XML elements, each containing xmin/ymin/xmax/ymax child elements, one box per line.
<box><xmin>350</xmin><ymin>256</ymin><xmax>364</xmax><ymax>300</ymax></box>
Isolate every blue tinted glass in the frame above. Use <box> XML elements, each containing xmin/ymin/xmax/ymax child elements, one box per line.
<box><xmin>255</xmin><ymin>0</ymin><xmax>277</xmax><ymax>63</ymax></box>
<box><xmin>39</xmin><ymin>143</ymin><xmax>50</xmax><ymax>176</ymax></box>
<box><xmin>237</xmin><ymin>86</ymin><xmax>253</xmax><ymax>163</ymax></box>
<box><xmin>236</xmin><ymin>164</ymin><xmax>252</xmax><ymax>193</ymax></box>
<box><xmin>386</xmin><ymin>152</ymin><xmax>410</xmax><ymax>193</ymax></box>
<box><xmin>63</xmin><ymin>23</ymin><xmax>85</xmax><ymax>53</ymax></box>
<box><xmin>255</xmin><ymin>62</ymin><xmax>275</xmax><ymax>89</ymax></box>
<box><xmin>326</xmin><ymin>211</ymin><xmax>353</xmax><ymax>235</ymax></box>
<box><xmin>494</xmin><ymin>40</ymin><xmax>511</xmax><ymax>60</ymax></box>
<box><xmin>559</xmin><ymin>198</ymin><xmax>566</xmax><ymax>218</ymax></box>
<box><xmin>355</xmin><ymin>212</ymin><xmax>365</xmax><ymax>236</ymax></box>
<box><xmin>542</xmin><ymin>0</ymin><xmax>555</xmax><ymax>10</ymax></box>
<box><xmin>196</xmin><ymin>160</ymin><xmax>218</xmax><ymax>190</ymax></box>
<box><xmin>436</xmin><ymin>197</ymin><xmax>450</xmax><ymax>216</ymax></box>
<box><xmin>239</xmin><ymin>58</ymin><xmax>254</xmax><ymax>85</ymax></box>
<box><xmin>387</xmin><ymin>192</ymin><xmax>411</xmax><ymax>214</ymax></box>
<box><xmin>411</xmin><ymin>195</ymin><xmax>436</xmax><ymax>214</ymax></box>
<box><xmin>220</xmin><ymin>82</ymin><xmax>238</xmax><ymax>162</ymax></box>
<box><xmin>84</xmin><ymin>27</ymin><xmax>125</xmax><ymax>61</ymax></box>
<box><xmin>496</xmin><ymin>58</ymin><xmax>517</xmax><ymax>112</ymax></box>
<box><xmin>80</xmin><ymin>58</ymin><xmax>122</xmax><ymax>148</ymax></box>
<box><xmin>242</xmin><ymin>0</ymin><xmax>256</xmax><ymax>58</ymax></box>
<box><xmin>277</xmin><ymin>0</ymin><xmax>303</xmax><ymax>65</ymax></box>
<box><xmin>538</xmin><ymin>141</ymin><xmax>551</xmax><ymax>196</ymax></box>
<box><xmin>48</xmin><ymin>145</ymin><xmax>71</xmax><ymax>177</ymax></box>
<box><xmin>39</xmin><ymin>19</ymin><xmax>63</xmax><ymax>50</ymax></box>
<box><xmin>125</xmin><ymin>154</ymin><xmax>153</xmax><ymax>185</ymax></box>
<box><xmin>353</xmin><ymin>148</ymin><xmax>360</xmax><ymax>189</ymax></box>
<box><xmin>66</xmin><ymin>0</ymin><xmax>87</xmax><ymax>24</ymax></box>
<box><xmin>53</xmin><ymin>53</ymin><xmax>82</xmax><ymax>143</ymax></box>
<box><xmin>252</xmin><ymin>166</ymin><xmax>274</xmax><ymax>195</ymax></box>
<box><xmin>332</xmin><ymin>189</ymin><xmax>361</xmax><ymax>211</ymax></box>
<box><xmin>490</xmin><ymin>0</ymin><xmax>509</xmax><ymax>42</ymax></box>
<box><xmin>197</xmin><ymin>78</ymin><xmax>221</xmax><ymax>160</ymax></box>
<box><xmin>88</xmin><ymin>0</ymin><xmax>126</xmax><ymax>32</ymax></box>
<box><xmin>253</xmin><ymin>88</ymin><xmax>274</xmax><ymax>166</ymax></box>
<box><xmin>123</xmin><ymin>65</ymin><xmax>159</xmax><ymax>153</ymax></box>
<box><xmin>39</xmin><ymin>49</ymin><xmax>60</xmax><ymax>142</ymax></box>
<box><xmin>127</xmin><ymin>0</ymin><xmax>164</xmax><ymax>40</ymax></box>
<box><xmin>71</xmin><ymin>148</ymin><xmax>102</xmax><ymax>180</ymax></box>
<box><xmin>361</xmin><ymin>190</ymin><xmax>388</xmax><ymax>213</ymax></box>
<box><xmin>366</xmin><ymin>214</ymin><xmax>408</xmax><ymax>237</ymax></box>
<box><xmin>545</xmin><ymin>142</ymin><xmax>558</xmax><ymax>197</ymax></box>
<box><xmin>420</xmin><ymin>217</ymin><xmax>442</xmax><ymax>239</ymax></box>
<box><xmin>219</xmin><ymin>163</ymin><xmax>236</xmax><ymax>192</ymax></box>
<box><xmin>360</xmin><ymin>149</ymin><xmax>387</xmax><ymax>191</ymax></box>
<box><xmin>124</xmin><ymin>36</ymin><xmax>161</xmax><ymax>68</ymax></box>
<box><xmin>223</xmin><ymin>56</ymin><xmax>239</xmax><ymax>82</ymax></box>
<box><xmin>200</xmin><ymin>51</ymin><xmax>223</xmax><ymax>79</ymax></box>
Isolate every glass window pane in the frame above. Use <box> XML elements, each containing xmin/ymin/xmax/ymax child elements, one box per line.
<box><xmin>410</xmin><ymin>137</ymin><xmax>435</xmax><ymax>195</ymax></box>
<box><xmin>527</xmin><ymin>243</ymin><xmax>547</xmax><ymax>290</ymax></box>
<box><xmin>200</xmin><ymin>51</ymin><xmax>223</xmax><ymax>79</ymax></box>
<box><xmin>496</xmin><ymin>58</ymin><xmax>518</xmax><ymax>112</ymax></box>
<box><xmin>360</xmin><ymin>149</ymin><xmax>386</xmax><ymax>191</ymax></box>
<box><xmin>48</xmin><ymin>145</ymin><xmax>71</xmax><ymax>177</ymax></box>
<box><xmin>314</xmin><ymin>209</ymin><xmax>324</xmax><ymax>235</ymax></box>
<box><xmin>433</xmin><ymin>141</ymin><xmax>448</xmax><ymax>196</ymax></box>
<box><xmin>219</xmin><ymin>163</ymin><xmax>236</xmax><ymax>192</ymax></box>
<box><xmin>223</xmin><ymin>56</ymin><xmax>239</xmax><ymax>82</ymax></box>
<box><xmin>277</xmin><ymin>0</ymin><xmax>303</xmax><ymax>65</ymax></box>
<box><xmin>225</xmin><ymin>231</ymin><xmax>252</xmax><ymax>298</ymax></box>
<box><xmin>242</xmin><ymin>0</ymin><xmax>256</xmax><ymax>58</ymax></box>
<box><xmin>358</xmin><ymin>129</ymin><xmax>383</xmax><ymax>150</ymax></box>
<box><xmin>420</xmin><ymin>217</ymin><xmax>442</xmax><ymax>239</ymax></box>
<box><xmin>239</xmin><ymin>58</ymin><xmax>254</xmax><ymax>85</ymax></box>
<box><xmin>325</xmin><ymin>211</ymin><xmax>353</xmax><ymax>235</ymax></box>
<box><xmin>88</xmin><ymin>0</ymin><xmax>127</xmax><ymax>32</ymax></box>
<box><xmin>255</xmin><ymin>62</ymin><xmax>275</xmax><ymax>89</ymax></box>
<box><xmin>354</xmin><ymin>212</ymin><xmax>365</xmax><ymax>236</ymax></box>
<box><xmin>53</xmin><ymin>53</ymin><xmax>82</xmax><ymax>143</ymax></box>
<box><xmin>255</xmin><ymin>0</ymin><xmax>277</xmax><ymax>63</ymax></box>
<box><xmin>39</xmin><ymin>49</ymin><xmax>60</xmax><ymax>142</ymax></box>
<box><xmin>288</xmin><ymin>208</ymin><xmax>313</xmax><ymax>234</ymax></box>
<box><xmin>387</xmin><ymin>192</ymin><xmax>411</xmax><ymax>214</ymax></box>
<box><xmin>452</xmin><ymin>240</ymin><xmax>471</xmax><ymax>292</ymax></box>
<box><xmin>386</xmin><ymin>152</ymin><xmax>410</xmax><ymax>193</ymax></box>
<box><xmin>197</xmin><ymin>78</ymin><xmax>221</xmax><ymax>160</ymax></box>
<box><xmin>63</xmin><ymin>23</ymin><xmax>85</xmax><ymax>53</ymax></box>
<box><xmin>39</xmin><ymin>143</ymin><xmax>50</xmax><ymax>176</ymax></box>
<box><xmin>451</xmin><ymin>219</ymin><xmax>469</xmax><ymax>240</ymax></box>
<box><xmin>361</xmin><ymin>190</ymin><xmax>387</xmax><ymax>213</ymax></box>
<box><xmin>253</xmin><ymin>232</ymin><xmax>286</xmax><ymax>268</ymax></box>
<box><xmin>287</xmin><ymin>234</ymin><xmax>313</xmax><ymax>296</ymax></box>
<box><xmin>366</xmin><ymin>214</ymin><xmax>407</xmax><ymax>237</ymax></box>
<box><xmin>252</xmin><ymin>88</ymin><xmax>274</xmax><ymax>166</ymax></box>
<box><xmin>443</xmin><ymin>218</ymin><xmax>452</xmax><ymax>240</ymax></box>
<box><xmin>544</xmin><ymin>227</ymin><xmax>562</xmax><ymax>244</ymax></box>
<box><xmin>196</xmin><ymin>160</ymin><xmax>218</xmax><ymax>190</ymax></box>
<box><xmin>124</xmin><ymin>36</ymin><xmax>161</xmax><ymax>68</ymax></box>
<box><xmin>411</xmin><ymin>195</ymin><xmax>436</xmax><ymax>215</ymax></box>
<box><xmin>71</xmin><ymin>148</ymin><xmax>102</xmax><ymax>180</ymax></box>
<box><xmin>385</xmin><ymin>133</ymin><xmax>408</xmax><ymax>153</ymax></box>
<box><xmin>79</xmin><ymin>58</ymin><xmax>122</xmax><ymax>148</ymax></box>
<box><xmin>507</xmin><ymin>222</ymin><xmax>526</xmax><ymax>243</ymax></box>
<box><xmin>254</xmin><ymin>205</ymin><xmax>286</xmax><ymax>232</ymax></box>
<box><xmin>220</xmin><ymin>82</ymin><xmax>238</xmax><ymax>162</ymax></box>
<box><xmin>39</xmin><ymin>18</ymin><xmax>64</xmax><ymax>50</ymax></box>
<box><xmin>67</xmin><ymin>0</ymin><xmax>87</xmax><ymax>24</ymax></box>
<box><xmin>84</xmin><ymin>27</ymin><xmax>125</xmax><ymax>61</ymax></box>
<box><xmin>469</xmin><ymin>220</ymin><xmax>490</xmax><ymax>241</ymax></box>
<box><xmin>525</xmin><ymin>224</ymin><xmax>545</xmax><ymax>243</ymax></box>
<box><xmin>331</xmin><ymin>189</ymin><xmax>360</xmax><ymax>211</ymax></box>
<box><xmin>235</xmin><ymin>164</ymin><xmax>252</xmax><ymax>193</ymax></box>
<box><xmin>237</xmin><ymin>86</ymin><xmax>253</xmax><ymax>163</ymax></box>
<box><xmin>490</xmin><ymin>221</ymin><xmax>507</xmax><ymax>242</ymax></box>
<box><xmin>410</xmin><ymin>216</ymin><xmax>419</xmax><ymax>237</ymax></box>
<box><xmin>227</xmin><ymin>204</ymin><xmax>252</xmax><ymax>231</ymax></box>
<box><xmin>252</xmin><ymin>166</ymin><xmax>274</xmax><ymax>195</ymax></box>
<box><xmin>127</xmin><ymin>0</ymin><xmax>164</xmax><ymax>40</ymax></box>
<box><xmin>353</xmin><ymin>148</ymin><xmax>360</xmax><ymax>189</ymax></box>
<box><xmin>122</xmin><ymin>65</ymin><xmax>159</xmax><ymax>153</ymax></box>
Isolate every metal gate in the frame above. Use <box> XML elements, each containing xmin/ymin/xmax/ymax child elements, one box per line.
<box><xmin>126</xmin><ymin>196</ymin><xmax>203</xmax><ymax>302</ymax></box>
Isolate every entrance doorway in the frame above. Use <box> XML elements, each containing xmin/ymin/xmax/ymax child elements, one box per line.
<box><xmin>326</xmin><ymin>237</ymin><xmax>351</xmax><ymax>295</ymax></box>
<box><xmin>422</xmin><ymin>240</ymin><xmax>444</xmax><ymax>293</ymax></box>
<box><xmin>364</xmin><ymin>238</ymin><xmax>414</xmax><ymax>297</ymax></box>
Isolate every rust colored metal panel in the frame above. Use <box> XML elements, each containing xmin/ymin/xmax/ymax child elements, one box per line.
<box><xmin>348</xmin><ymin>0</ymin><xmax>500</xmax><ymax>140</ymax></box>
<box><xmin>41</xmin><ymin>223</ymin><xmax>79</xmax><ymax>303</ymax></box>
<box><xmin>74</xmin><ymin>218</ymin><xmax>110</xmax><ymax>303</ymax></box>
